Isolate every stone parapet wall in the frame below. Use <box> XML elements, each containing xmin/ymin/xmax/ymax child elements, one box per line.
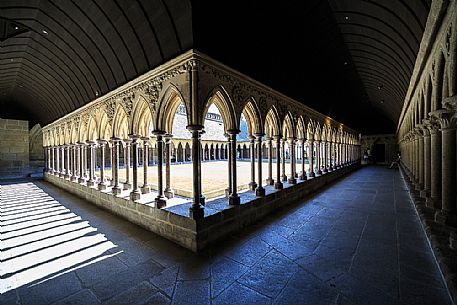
<box><xmin>0</xmin><ymin>118</ymin><xmax>30</xmax><ymax>179</ymax></box>
<box><xmin>45</xmin><ymin>163</ymin><xmax>359</xmax><ymax>252</ymax></box>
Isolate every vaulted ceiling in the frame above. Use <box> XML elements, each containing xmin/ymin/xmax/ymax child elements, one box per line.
<box><xmin>0</xmin><ymin>0</ymin><xmax>431</xmax><ymax>134</ymax></box>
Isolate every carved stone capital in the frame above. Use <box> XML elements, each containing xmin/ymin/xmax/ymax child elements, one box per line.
<box><xmin>429</xmin><ymin>109</ymin><xmax>457</xmax><ymax>130</ymax></box>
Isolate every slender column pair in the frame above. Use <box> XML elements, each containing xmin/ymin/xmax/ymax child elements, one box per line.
<box><xmin>288</xmin><ymin>138</ymin><xmax>296</xmax><ymax>184</ymax></box>
<box><xmin>299</xmin><ymin>138</ymin><xmax>307</xmax><ymax>180</ymax></box>
<box><xmin>266</xmin><ymin>137</ymin><xmax>274</xmax><ymax>185</ymax></box>
<box><xmin>275</xmin><ymin>136</ymin><xmax>283</xmax><ymax>189</ymax></box>
<box><xmin>315</xmin><ymin>140</ymin><xmax>322</xmax><ymax>175</ymax></box>
<box><xmin>86</xmin><ymin>141</ymin><xmax>96</xmax><ymax>187</ymax></box>
<box><xmin>308</xmin><ymin>138</ymin><xmax>315</xmax><ymax>177</ymax></box>
<box><xmin>164</xmin><ymin>135</ymin><xmax>175</xmax><ymax>198</ymax></box>
<box><xmin>248</xmin><ymin>136</ymin><xmax>257</xmax><ymax>191</ymax></box>
<box><xmin>281</xmin><ymin>138</ymin><xmax>287</xmax><ymax>181</ymax></box>
<box><xmin>189</xmin><ymin>126</ymin><xmax>205</xmax><ymax>219</ymax></box>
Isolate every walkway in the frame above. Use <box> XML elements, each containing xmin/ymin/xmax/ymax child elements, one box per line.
<box><xmin>0</xmin><ymin>167</ymin><xmax>453</xmax><ymax>305</ymax></box>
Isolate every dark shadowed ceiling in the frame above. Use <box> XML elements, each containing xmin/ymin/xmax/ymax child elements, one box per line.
<box><xmin>0</xmin><ymin>0</ymin><xmax>430</xmax><ymax>134</ymax></box>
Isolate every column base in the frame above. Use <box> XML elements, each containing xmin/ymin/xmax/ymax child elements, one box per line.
<box><xmin>266</xmin><ymin>178</ymin><xmax>274</xmax><ymax>185</ymax></box>
<box><xmin>87</xmin><ymin>180</ymin><xmax>95</xmax><ymax>187</ymax></box>
<box><xmin>200</xmin><ymin>195</ymin><xmax>206</xmax><ymax>206</ymax></box>
<box><xmin>64</xmin><ymin>174</ymin><xmax>71</xmax><ymax>179</ymax></box>
<box><xmin>249</xmin><ymin>181</ymin><xmax>257</xmax><ymax>191</ymax></box>
<box><xmin>426</xmin><ymin>197</ymin><xmax>441</xmax><ymax>209</ymax></box>
<box><xmin>189</xmin><ymin>205</ymin><xmax>204</xmax><ymax>219</ymax></box>
<box><xmin>164</xmin><ymin>188</ymin><xmax>174</xmax><ymax>199</ymax></box>
<box><xmin>229</xmin><ymin>194</ymin><xmax>240</xmax><ymax>205</ymax></box>
<box><xmin>299</xmin><ymin>173</ymin><xmax>307</xmax><ymax>181</ymax></box>
<box><xmin>329</xmin><ymin>166</ymin><xmax>334</xmax><ymax>171</ymax></box>
<box><xmin>123</xmin><ymin>182</ymin><xmax>132</xmax><ymax>190</ymax></box>
<box><xmin>130</xmin><ymin>190</ymin><xmax>141</xmax><ymax>201</ymax></box>
<box><xmin>288</xmin><ymin>178</ymin><xmax>297</xmax><ymax>184</ymax></box>
<box><xmin>155</xmin><ymin>196</ymin><xmax>167</xmax><ymax>208</ymax></box>
<box><xmin>317</xmin><ymin>170</ymin><xmax>322</xmax><ymax>175</ymax></box>
<box><xmin>281</xmin><ymin>175</ymin><xmax>287</xmax><ymax>182</ymax></box>
<box><xmin>78</xmin><ymin>178</ymin><xmax>86</xmax><ymax>184</ymax></box>
<box><xmin>274</xmin><ymin>182</ymin><xmax>283</xmax><ymax>190</ymax></box>
<box><xmin>71</xmin><ymin>176</ymin><xmax>78</xmax><ymax>182</ymax></box>
<box><xmin>112</xmin><ymin>186</ymin><xmax>122</xmax><ymax>195</ymax></box>
<box><xmin>98</xmin><ymin>182</ymin><xmax>107</xmax><ymax>191</ymax></box>
<box><xmin>308</xmin><ymin>171</ymin><xmax>315</xmax><ymax>178</ymax></box>
<box><xmin>420</xmin><ymin>189</ymin><xmax>430</xmax><ymax>199</ymax></box>
<box><xmin>256</xmin><ymin>186</ymin><xmax>265</xmax><ymax>197</ymax></box>
<box><xmin>322</xmin><ymin>168</ymin><xmax>328</xmax><ymax>173</ymax></box>
<box><xmin>59</xmin><ymin>173</ymin><xmax>65</xmax><ymax>178</ymax></box>
<box><xmin>435</xmin><ymin>210</ymin><xmax>457</xmax><ymax>226</ymax></box>
<box><xmin>141</xmin><ymin>185</ymin><xmax>150</xmax><ymax>194</ymax></box>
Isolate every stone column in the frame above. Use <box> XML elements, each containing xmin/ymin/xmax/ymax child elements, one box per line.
<box><xmin>426</xmin><ymin>122</ymin><xmax>442</xmax><ymax>208</ymax></box>
<box><xmin>308</xmin><ymin>138</ymin><xmax>315</xmax><ymax>177</ymax></box>
<box><xmin>59</xmin><ymin>145</ymin><xmax>65</xmax><ymax>178</ymax></box>
<box><xmin>322</xmin><ymin>140</ymin><xmax>328</xmax><ymax>173</ymax></box>
<box><xmin>416</xmin><ymin>128</ymin><xmax>424</xmax><ymax>190</ymax></box>
<box><xmin>281</xmin><ymin>138</ymin><xmax>287</xmax><ymax>182</ymax></box>
<box><xmin>86</xmin><ymin>141</ymin><xmax>96</xmax><ymax>187</ymax></box>
<box><xmin>300</xmin><ymin>138</ymin><xmax>307</xmax><ymax>180</ymax></box>
<box><xmin>129</xmin><ymin>135</ymin><xmax>141</xmax><ymax>201</ymax></box>
<box><xmin>288</xmin><ymin>138</ymin><xmax>296</xmax><ymax>184</ymax></box>
<box><xmin>82</xmin><ymin>143</ymin><xmax>87</xmax><ymax>180</ymax></box>
<box><xmin>267</xmin><ymin>137</ymin><xmax>274</xmax><ymax>185</ymax></box>
<box><xmin>78</xmin><ymin>143</ymin><xmax>85</xmax><ymax>183</ymax></box>
<box><xmin>51</xmin><ymin>146</ymin><xmax>55</xmax><ymax>174</ymax></box>
<box><xmin>225</xmin><ymin>135</ymin><xmax>232</xmax><ymax>197</ymax></box>
<box><xmin>97</xmin><ymin>140</ymin><xmax>107</xmax><ymax>190</ymax></box>
<box><xmin>248</xmin><ymin>136</ymin><xmax>257</xmax><ymax>190</ymax></box>
<box><xmin>64</xmin><ymin>145</ymin><xmax>70</xmax><ymax>179</ymax></box>
<box><xmin>123</xmin><ymin>140</ymin><xmax>132</xmax><ymax>190</ymax></box>
<box><xmin>56</xmin><ymin>145</ymin><xmax>61</xmax><ymax>176</ymax></box>
<box><xmin>188</xmin><ymin>126</ymin><xmax>204</xmax><ymax>218</ymax></box>
<box><xmin>141</xmin><ymin>137</ymin><xmax>151</xmax><ymax>194</ymax></box>
<box><xmin>275</xmin><ymin>136</ymin><xmax>283</xmax><ymax>189</ymax></box>
<box><xmin>155</xmin><ymin>133</ymin><xmax>167</xmax><ymax>208</ymax></box>
<box><xmin>228</xmin><ymin>131</ymin><xmax>241</xmax><ymax>204</ymax></box>
<box><xmin>111</xmin><ymin>138</ymin><xmax>122</xmax><ymax>195</ymax></box>
<box><xmin>109</xmin><ymin>142</ymin><xmax>115</xmax><ymax>187</ymax></box>
<box><xmin>164</xmin><ymin>135</ymin><xmax>174</xmax><ymax>199</ymax></box>
<box><xmin>432</xmin><ymin>109</ymin><xmax>457</xmax><ymax>225</ymax></box>
<box><xmin>256</xmin><ymin>134</ymin><xmax>265</xmax><ymax>196</ymax></box>
<box><xmin>316</xmin><ymin>140</ymin><xmax>322</xmax><ymax>175</ymax></box>
<box><xmin>420</xmin><ymin>119</ymin><xmax>431</xmax><ymax>198</ymax></box>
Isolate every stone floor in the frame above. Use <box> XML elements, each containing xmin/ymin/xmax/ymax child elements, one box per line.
<box><xmin>0</xmin><ymin>166</ymin><xmax>453</xmax><ymax>305</ymax></box>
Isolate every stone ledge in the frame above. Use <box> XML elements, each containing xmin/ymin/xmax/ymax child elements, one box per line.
<box><xmin>45</xmin><ymin>163</ymin><xmax>360</xmax><ymax>252</ymax></box>
<box><xmin>399</xmin><ymin>165</ymin><xmax>457</xmax><ymax>304</ymax></box>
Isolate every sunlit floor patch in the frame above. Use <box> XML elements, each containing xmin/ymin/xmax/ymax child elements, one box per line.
<box><xmin>0</xmin><ymin>182</ymin><xmax>119</xmax><ymax>294</ymax></box>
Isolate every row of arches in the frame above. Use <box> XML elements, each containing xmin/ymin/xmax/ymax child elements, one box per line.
<box><xmin>43</xmin><ymin>57</ymin><xmax>360</xmax><ymax>219</ymax></box>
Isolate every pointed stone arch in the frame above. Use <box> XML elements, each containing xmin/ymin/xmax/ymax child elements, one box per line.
<box><xmin>282</xmin><ymin>112</ymin><xmax>295</xmax><ymax>139</ymax></box>
<box><xmin>265</xmin><ymin>106</ymin><xmax>280</xmax><ymax>138</ymax></box>
<box><xmin>113</xmin><ymin>105</ymin><xmax>129</xmax><ymax>139</ymax></box>
<box><xmin>240</xmin><ymin>97</ymin><xmax>262</xmax><ymax>135</ymax></box>
<box><xmin>296</xmin><ymin>116</ymin><xmax>307</xmax><ymax>140</ymax></box>
<box><xmin>131</xmin><ymin>95</ymin><xmax>154</xmax><ymax>136</ymax></box>
<box><xmin>202</xmin><ymin>86</ymin><xmax>237</xmax><ymax>132</ymax></box>
<box><xmin>156</xmin><ymin>84</ymin><xmax>189</xmax><ymax>134</ymax></box>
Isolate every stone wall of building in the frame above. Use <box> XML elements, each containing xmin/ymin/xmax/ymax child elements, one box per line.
<box><xmin>0</xmin><ymin>118</ymin><xmax>30</xmax><ymax>179</ymax></box>
<box><xmin>361</xmin><ymin>134</ymin><xmax>397</xmax><ymax>165</ymax></box>
<box><xmin>29</xmin><ymin>124</ymin><xmax>44</xmax><ymax>172</ymax></box>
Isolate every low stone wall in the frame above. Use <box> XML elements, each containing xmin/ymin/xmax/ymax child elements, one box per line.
<box><xmin>45</xmin><ymin>163</ymin><xmax>360</xmax><ymax>252</ymax></box>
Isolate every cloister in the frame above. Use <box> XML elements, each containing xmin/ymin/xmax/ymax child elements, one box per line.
<box><xmin>42</xmin><ymin>51</ymin><xmax>360</xmax><ymax>224</ymax></box>
<box><xmin>2</xmin><ymin>1</ymin><xmax>457</xmax><ymax>304</ymax></box>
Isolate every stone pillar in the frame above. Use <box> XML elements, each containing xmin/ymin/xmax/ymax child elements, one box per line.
<box><xmin>228</xmin><ymin>131</ymin><xmax>241</xmax><ymax>204</ymax></box>
<box><xmin>82</xmin><ymin>143</ymin><xmax>87</xmax><ymax>180</ymax></box>
<box><xmin>433</xmin><ymin>109</ymin><xmax>457</xmax><ymax>225</ymax></box>
<box><xmin>415</xmin><ymin>128</ymin><xmax>424</xmax><ymax>190</ymax></box>
<box><xmin>425</xmin><ymin>122</ymin><xmax>441</xmax><ymax>208</ymax></box>
<box><xmin>97</xmin><ymin>140</ymin><xmax>107</xmax><ymax>190</ymax></box>
<box><xmin>267</xmin><ymin>137</ymin><xmax>274</xmax><ymax>185</ymax></box>
<box><xmin>421</xmin><ymin>122</ymin><xmax>431</xmax><ymax>198</ymax></box>
<box><xmin>123</xmin><ymin>140</ymin><xmax>132</xmax><ymax>190</ymax></box>
<box><xmin>288</xmin><ymin>138</ymin><xmax>296</xmax><ymax>184</ymax></box>
<box><xmin>56</xmin><ymin>145</ymin><xmax>61</xmax><ymax>176</ymax></box>
<box><xmin>154</xmin><ymin>133</ymin><xmax>167</xmax><ymax>208</ymax></box>
<box><xmin>141</xmin><ymin>137</ymin><xmax>151</xmax><ymax>194</ymax></box>
<box><xmin>129</xmin><ymin>135</ymin><xmax>141</xmax><ymax>201</ymax></box>
<box><xmin>248</xmin><ymin>136</ymin><xmax>257</xmax><ymax>190</ymax></box>
<box><xmin>275</xmin><ymin>136</ymin><xmax>283</xmax><ymax>189</ymax></box>
<box><xmin>164</xmin><ymin>135</ymin><xmax>174</xmax><ymax>199</ymax></box>
<box><xmin>300</xmin><ymin>138</ymin><xmax>307</xmax><ymax>180</ymax></box>
<box><xmin>111</xmin><ymin>138</ymin><xmax>122</xmax><ymax>195</ymax></box>
<box><xmin>256</xmin><ymin>134</ymin><xmax>265</xmax><ymax>196</ymax></box>
<box><xmin>316</xmin><ymin>140</ymin><xmax>322</xmax><ymax>175</ymax></box>
<box><xmin>281</xmin><ymin>138</ymin><xmax>287</xmax><ymax>182</ymax></box>
<box><xmin>51</xmin><ymin>146</ymin><xmax>55</xmax><ymax>174</ymax></box>
<box><xmin>86</xmin><ymin>141</ymin><xmax>96</xmax><ymax>187</ymax></box>
<box><xmin>188</xmin><ymin>127</ymin><xmax>204</xmax><ymax>218</ymax></box>
<box><xmin>78</xmin><ymin>143</ymin><xmax>85</xmax><ymax>183</ymax></box>
<box><xmin>59</xmin><ymin>145</ymin><xmax>65</xmax><ymax>178</ymax></box>
<box><xmin>322</xmin><ymin>140</ymin><xmax>328</xmax><ymax>173</ymax></box>
<box><xmin>64</xmin><ymin>145</ymin><xmax>70</xmax><ymax>179</ymax></box>
<box><xmin>308</xmin><ymin>138</ymin><xmax>315</xmax><ymax>177</ymax></box>
<box><xmin>225</xmin><ymin>135</ymin><xmax>232</xmax><ymax>197</ymax></box>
